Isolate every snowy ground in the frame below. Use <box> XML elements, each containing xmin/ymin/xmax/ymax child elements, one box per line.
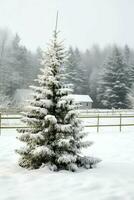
<box><xmin>1</xmin><ymin>125</ymin><xmax>134</xmax><ymax>200</ymax></box>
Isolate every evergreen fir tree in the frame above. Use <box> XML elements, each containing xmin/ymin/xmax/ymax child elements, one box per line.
<box><xmin>89</xmin><ymin>45</ymin><xmax>102</xmax><ymax>107</ymax></box>
<box><xmin>97</xmin><ymin>46</ymin><xmax>129</xmax><ymax>109</ymax></box>
<box><xmin>64</xmin><ymin>47</ymin><xmax>78</xmax><ymax>91</ymax></box>
<box><xmin>65</xmin><ymin>47</ymin><xmax>89</xmax><ymax>95</ymax></box>
<box><xmin>128</xmin><ymin>84</ymin><xmax>134</xmax><ymax>108</ymax></box>
<box><xmin>124</xmin><ymin>45</ymin><xmax>134</xmax><ymax>88</ymax></box>
<box><xmin>124</xmin><ymin>45</ymin><xmax>130</xmax><ymax>64</ymax></box>
<box><xmin>16</xmin><ymin>28</ymin><xmax>100</xmax><ymax>171</ymax></box>
<box><xmin>74</xmin><ymin>48</ymin><xmax>89</xmax><ymax>94</ymax></box>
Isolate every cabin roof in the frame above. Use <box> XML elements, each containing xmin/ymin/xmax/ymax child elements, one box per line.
<box><xmin>68</xmin><ymin>94</ymin><xmax>93</xmax><ymax>103</ymax></box>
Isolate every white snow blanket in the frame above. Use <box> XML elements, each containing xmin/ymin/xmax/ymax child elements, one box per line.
<box><xmin>1</xmin><ymin>128</ymin><xmax>134</xmax><ymax>200</ymax></box>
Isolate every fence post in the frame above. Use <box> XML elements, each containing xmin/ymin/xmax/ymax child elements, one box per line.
<box><xmin>120</xmin><ymin>114</ymin><xmax>122</xmax><ymax>132</ymax></box>
<box><xmin>97</xmin><ymin>114</ymin><xmax>99</xmax><ymax>132</ymax></box>
<box><xmin>0</xmin><ymin>113</ymin><xmax>1</xmax><ymax>136</ymax></box>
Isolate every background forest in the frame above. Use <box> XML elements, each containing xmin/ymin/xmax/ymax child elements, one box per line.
<box><xmin>0</xmin><ymin>29</ymin><xmax>134</xmax><ymax>109</ymax></box>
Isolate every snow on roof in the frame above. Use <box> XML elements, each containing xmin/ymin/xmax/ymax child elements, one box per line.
<box><xmin>68</xmin><ymin>94</ymin><xmax>93</xmax><ymax>103</ymax></box>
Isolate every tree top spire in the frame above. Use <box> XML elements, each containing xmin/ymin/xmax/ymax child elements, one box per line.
<box><xmin>55</xmin><ymin>11</ymin><xmax>59</xmax><ymax>33</ymax></box>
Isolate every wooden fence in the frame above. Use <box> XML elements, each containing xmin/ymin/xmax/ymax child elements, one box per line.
<box><xmin>0</xmin><ymin>113</ymin><xmax>134</xmax><ymax>135</ymax></box>
<box><xmin>79</xmin><ymin>114</ymin><xmax>134</xmax><ymax>132</ymax></box>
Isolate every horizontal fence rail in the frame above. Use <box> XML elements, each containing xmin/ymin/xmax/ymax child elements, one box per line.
<box><xmin>79</xmin><ymin>109</ymin><xmax>134</xmax><ymax>113</ymax></box>
<box><xmin>0</xmin><ymin>112</ymin><xmax>134</xmax><ymax>134</ymax></box>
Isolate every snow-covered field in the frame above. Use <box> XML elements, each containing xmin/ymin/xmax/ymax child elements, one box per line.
<box><xmin>1</xmin><ymin>122</ymin><xmax>134</xmax><ymax>200</ymax></box>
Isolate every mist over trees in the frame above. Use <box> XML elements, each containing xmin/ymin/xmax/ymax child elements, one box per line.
<box><xmin>0</xmin><ymin>28</ymin><xmax>134</xmax><ymax>109</ymax></box>
<box><xmin>0</xmin><ymin>29</ymin><xmax>40</xmax><ymax>105</ymax></box>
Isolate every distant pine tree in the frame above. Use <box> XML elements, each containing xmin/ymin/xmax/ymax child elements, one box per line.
<box><xmin>97</xmin><ymin>46</ymin><xmax>129</xmax><ymax>109</ymax></box>
<box><xmin>65</xmin><ymin>47</ymin><xmax>89</xmax><ymax>94</ymax></box>
<box><xmin>128</xmin><ymin>84</ymin><xmax>134</xmax><ymax>108</ymax></box>
<box><xmin>74</xmin><ymin>48</ymin><xmax>89</xmax><ymax>94</ymax></box>
<box><xmin>124</xmin><ymin>45</ymin><xmax>134</xmax><ymax>88</ymax></box>
<box><xmin>16</xmin><ymin>28</ymin><xmax>100</xmax><ymax>171</ymax></box>
<box><xmin>64</xmin><ymin>47</ymin><xmax>78</xmax><ymax>91</ymax></box>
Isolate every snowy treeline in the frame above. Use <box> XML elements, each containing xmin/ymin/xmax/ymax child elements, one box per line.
<box><xmin>0</xmin><ymin>29</ymin><xmax>40</xmax><ymax>105</ymax></box>
<box><xmin>0</xmin><ymin>28</ymin><xmax>134</xmax><ymax>109</ymax></box>
<box><xmin>64</xmin><ymin>45</ymin><xmax>134</xmax><ymax>109</ymax></box>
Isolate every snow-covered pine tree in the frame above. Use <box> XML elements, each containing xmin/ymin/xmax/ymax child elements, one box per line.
<box><xmin>124</xmin><ymin>45</ymin><xmax>134</xmax><ymax>88</ymax></box>
<box><xmin>128</xmin><ymin>83</ymin><xmax>134</xmax><ymax>108</ymax></box>
<box><xmin>16</xmin><ymin>27</ymin><xmax>100</xmax><ymax>171</ymax></box>
<box><xmin>64</xmin><ymin>47</ymin><xmax>78</xmax><ymax>91</ymax></box>
<box><xmin>97</xmin><ymin>46</ymin><xmax>129</xmax><ymax>109</ymax></box>
<box><xmin>64</xmin><ymin>47</ymin><xmax>89</xmax><ymax>95</ymax></box>
<box><xmin>74</xmin><ymin>48</ymin><xmax>89</xmax><ymax>94</ymax></box>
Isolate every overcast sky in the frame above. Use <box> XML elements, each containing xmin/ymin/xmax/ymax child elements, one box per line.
<box><xmin>0</xmin><ymin>0</ymin><xmax>133</xmax><ymax>51</ymax></box>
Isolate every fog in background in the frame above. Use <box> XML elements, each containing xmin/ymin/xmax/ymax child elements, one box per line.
<box><xmin>0</xmin><ymin>0</ymin><xmax>134</xmax><ymax>109</ymax></box>
<box><xmin>0</xmin><ymin>0</ymin><xmax>134</xmax><ymax>51</ymax></box>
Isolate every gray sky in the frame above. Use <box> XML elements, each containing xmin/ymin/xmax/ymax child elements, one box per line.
<box><xmin>0</xmin><ymin>0</ymin><xmax>133</xmax><ymax>51</ymax></box>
